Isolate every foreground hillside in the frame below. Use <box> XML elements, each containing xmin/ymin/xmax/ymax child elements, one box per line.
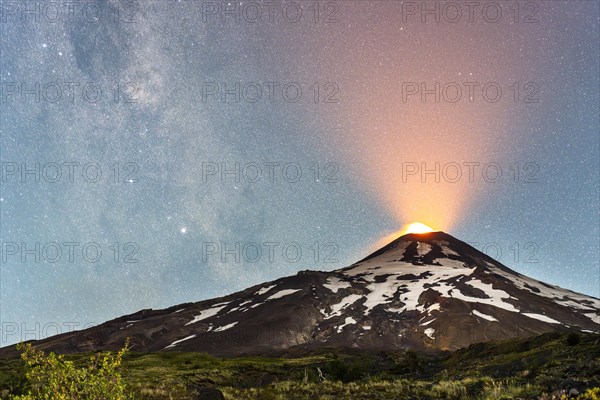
<box><xmin>1</xmin><ymin>332</ymin><xmax>599</xmax><ymax>399</ymax></box>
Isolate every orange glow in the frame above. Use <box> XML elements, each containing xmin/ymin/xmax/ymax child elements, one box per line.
<box><xmin>401</xmin><ymin>222</ymin><xmax>435</xmax><ymax>235</ymax></box>
<box><xmin>369</xmin><ymin>222</ymin><xmax>436</xmax><ymax>251</ymax></box>
<box><xmin>311</xmin><ymin>18</ymin><xmax>509</xmax><ymax>235</ymax></box>
<box><xmin>343</xmin><ymin>112</ymin><xmax>493</xmax><ymax>233</ymax></box>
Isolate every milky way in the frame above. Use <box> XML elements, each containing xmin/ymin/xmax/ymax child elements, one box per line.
<box><xmin>0</xmin><ymin>0</ymin><xmax>598</xmax><ymax>345</ymax></box>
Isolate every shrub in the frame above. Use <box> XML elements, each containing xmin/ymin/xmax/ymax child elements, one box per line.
<box><xmin>391</xmin><ymin>350</ymin><xmax>422</xmax><ymax>375</ymax></box>
<box><xmin>566</xmin><ymin>333</ymin><xmax>581</xmax><ymax>346</ymax></box>
<box><xmin>10</xmin><ymin>342</ymin><xmax>132</xmax><ymax>400</ymax></box>
<box><xmin>325</xmin><ymin>357</ymin><xmax>372</xmax><ymax>383</ymax></box>
<box><xmin>578</xmin><ymin>387</ymin><xmax>600</xmax><ymax>400</ymax></box>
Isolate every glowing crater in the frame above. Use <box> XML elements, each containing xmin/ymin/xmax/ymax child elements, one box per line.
<box><xmin>401</xmin><ymin>222</ymin><xmax>435</xmax><ymax>235</ymax></box>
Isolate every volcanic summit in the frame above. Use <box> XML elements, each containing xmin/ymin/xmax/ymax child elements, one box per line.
<box><xmin>2</xmin><ymin>231</ymin><xmax>598</xmax><ymax>357</ymax></box>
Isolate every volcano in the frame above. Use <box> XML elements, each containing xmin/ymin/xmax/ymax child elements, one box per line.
<box><xmin>2</xmin><ymin>231</ymin><xmax>599</xmax><ymax>357</ymax></box>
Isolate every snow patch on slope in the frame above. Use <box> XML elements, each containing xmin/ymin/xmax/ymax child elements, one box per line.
<box><xmin>484</xmin><ymin>262</ymin><xmax>600</xmax><ymax>311</ymax></box>
<box><xmin>343</xmin><ymin>241</ymin><xmax>411</xmax><ymax>278</ymax></box>
<box><xmin>186</xmin><ymin>304</ymin><xmax>228</xmax><ymax>326</ymax></box>
<box><xmin>164</xmin><ymin>334</ymin><xmax>197</xmax><ymax>349</ymax></box>
<box><xmin>267</xmin><ymin>289</ymin><xmax>301</xmax><ymax>300</ymax></box>
<box><xmin>324</xmin><ymin>294</ymin><xmax>363</xmax><ymax>319</ymax></box>
<box><xmin>256</xmin><ymin>285</ymin><xmax>277</xmax><ymax>296</ymax></box>
<box><xmin>427</xmin><ymin>303</ymin><xmax>440</xmax><ymax>312</ymax></box>
<box><xmin>213</xmin><ymin>322</ymin><xmax>238</xmax><ymax>332</ymax></box>
<box><xmin>522</xmin><ymin>313</ymin><xmax>561</xmax><ymax>324</ymax></box>
<box><xmin>472</xmin><ymin>310</ymin><xmax>498</xmax><ymax>322</ymax></box>
<box><xmin>353</xmin><ymin>258</ymin><xmax>476</xmax><ymax>314</ymax></box>
<box><xmin>584</xmin><ymin>313</ymin><xmax>600</xmax><ymax>324</ymax></box>
<box><xmin>417</xmin><ymin>242</ymin><xmax>432</xmax><ymax>256</ymax></box>
<box><xmin>435</xmin><ymin>241</ymin><xmax>460</xmax><ymax>257</ymax></box>
<box><xmin>453</xmin><ymin>279</ymin><xmax>520</xmax><ymax>312</ymax></box>
<box><xmin>323</xmin><ymin>277</ymin><xmax>351</xmax><ymax>293</ymax></box>
<box><xmin>336</xmin><ymin>317</ymin><xmax>357</xmax><ymax>333</ymax></box>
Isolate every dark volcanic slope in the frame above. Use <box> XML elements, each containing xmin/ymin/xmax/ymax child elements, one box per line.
<box><xmin>2</xmin><ymin>232</ymin><xmax>598</xmax><ymax>357</ymax></box>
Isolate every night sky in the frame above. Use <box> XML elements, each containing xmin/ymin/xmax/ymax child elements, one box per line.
<box><xmin>0</xmin><ymin>0</ymin><xmax>598</xmax><ymax>345</ymax></box>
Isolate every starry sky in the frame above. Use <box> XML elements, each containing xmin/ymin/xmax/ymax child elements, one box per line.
<box><xmin>0</xmin><ymin>0</ymin><xmax>598</xmax><ymax>346</ymax></box>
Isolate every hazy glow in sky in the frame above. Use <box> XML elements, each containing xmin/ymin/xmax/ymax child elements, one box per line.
<box><xmin>0</xmin><ymin>1</ymin><xmax>598</xmax><ymax>346</ymax></box>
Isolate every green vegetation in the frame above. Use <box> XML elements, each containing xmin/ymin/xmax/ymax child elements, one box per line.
<box><xmin>5</xmin><ymin>342</ymin><xmax>132</xmax><ymax>399</ymax></box>
<box><xmin>0</xmin><ymin>332</ymin><xmax>598</xmax><ymax>399</ymax></box>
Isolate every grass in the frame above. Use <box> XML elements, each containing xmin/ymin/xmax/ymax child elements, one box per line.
<box><xmin>1</xmin><ymin>332</ymin><xmax>599</xmax><ymax>399</ymax></box>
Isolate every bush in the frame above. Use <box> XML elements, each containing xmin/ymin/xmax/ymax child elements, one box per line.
<box><xmin>391</xmin><ymin>350</ymin><xmax>422</xmax><ymax>375</ymax></box>
<box><xmin>325</xmin><ymin>357</ymin><xmax>372</xmax><ymax>383</ymax></box>
<box><xmin>578</xmin><ymin>387</ymin><xmax>600</xmax><ymax>400</ymax></box>
<box><xmin>10</xmin><ymin>342</ymin><xmax>132</xmax><ymax>399</ymax></box>
<box><xmin>566</xmin><ymin>333</ymin><xmax>581</xmax><ymax>346</ymax></box>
